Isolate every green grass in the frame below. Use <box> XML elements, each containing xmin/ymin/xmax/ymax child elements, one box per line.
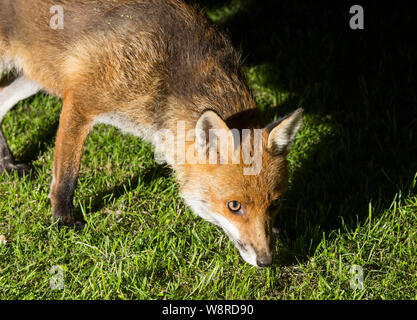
<box><xmin>1</xmin><ymin>1</ymin><xmax>417</xmax><ymax>299</ymax></box>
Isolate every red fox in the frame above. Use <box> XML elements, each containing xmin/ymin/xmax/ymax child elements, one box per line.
<box><xmin>0</xmin><ymin>0</ymin><xmax>303</xmax><ymax>267</ymax></box>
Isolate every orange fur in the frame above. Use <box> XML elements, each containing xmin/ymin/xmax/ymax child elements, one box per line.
<box><xmin>0</xmin><ymin>0</ymin><xmax>303</xmax><ymax>267</ymax></box>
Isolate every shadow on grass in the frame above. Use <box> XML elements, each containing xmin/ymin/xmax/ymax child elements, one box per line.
<box><xmin>18</xmin><ymin>119</ymin><xmax>59</xmax><ymax>167</ymax></box>
<box><xmin>193</xmin><ymin>0</ymin><xmax>417</xmax><ymax>263</ymax></box>
<box><xmin>75</xmin><ymin>164</ymin><xmax>172</xmax><ymax>219</ymax></box>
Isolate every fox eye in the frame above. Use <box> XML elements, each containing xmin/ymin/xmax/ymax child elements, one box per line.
<box><xmin>270</xmin><ymin>196</ymin><xmax>282</xmax><ymax>208</ymax></box>
<box><xmin>227</xmin><ymin>200</ymin><xmax>242</xmax><ymax>213</ymax></box>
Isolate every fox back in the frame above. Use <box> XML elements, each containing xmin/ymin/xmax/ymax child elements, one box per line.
<box><xmin>0</xmin><ymin>0</ymin><xmax>303</xmax><ymax>267</ymax></box>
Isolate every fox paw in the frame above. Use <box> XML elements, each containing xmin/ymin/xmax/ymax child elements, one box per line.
<box><xmin>53</xmin><ymin>215</ymin><xmax>85</xmax><ymax>231</ymax></box>
<box><xmin>0</xmin><ymin>162</ymin><xmax>30</xmax><ymax>178</ymax></box>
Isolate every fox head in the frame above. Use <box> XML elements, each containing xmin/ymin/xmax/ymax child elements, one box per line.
<box><xmin>175</xmin><ymin>108</ymin><xmax>303</xmax><ymax>267</ymax></box>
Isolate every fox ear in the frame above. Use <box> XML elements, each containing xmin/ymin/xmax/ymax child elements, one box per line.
<box><xmin>266</xmin><ymin>108</ymin><xmax>303</xmax><ymax>155</ymax></box>
<box><xmin>195</xmin><ymin>110</ymin><xmax>232</xmax><ymax>159</ymax></box>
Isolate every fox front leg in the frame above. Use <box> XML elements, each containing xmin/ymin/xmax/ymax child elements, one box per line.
<box><xmin>49</xmin><ymin>95</ymin><xmax>92</xmax><ymax>228</ymax></box>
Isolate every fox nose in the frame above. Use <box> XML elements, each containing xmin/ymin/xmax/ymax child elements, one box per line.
<box><xmin>256</xmin><ymin>253</ymin><xmax>272</xmax><ymax>267</ymax></box>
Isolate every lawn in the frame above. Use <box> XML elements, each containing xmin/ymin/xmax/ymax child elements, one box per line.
<box><xmin>1</xmin><ymin>1</ymin><xmax>416</xmax><ymax>299</ymax></box>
